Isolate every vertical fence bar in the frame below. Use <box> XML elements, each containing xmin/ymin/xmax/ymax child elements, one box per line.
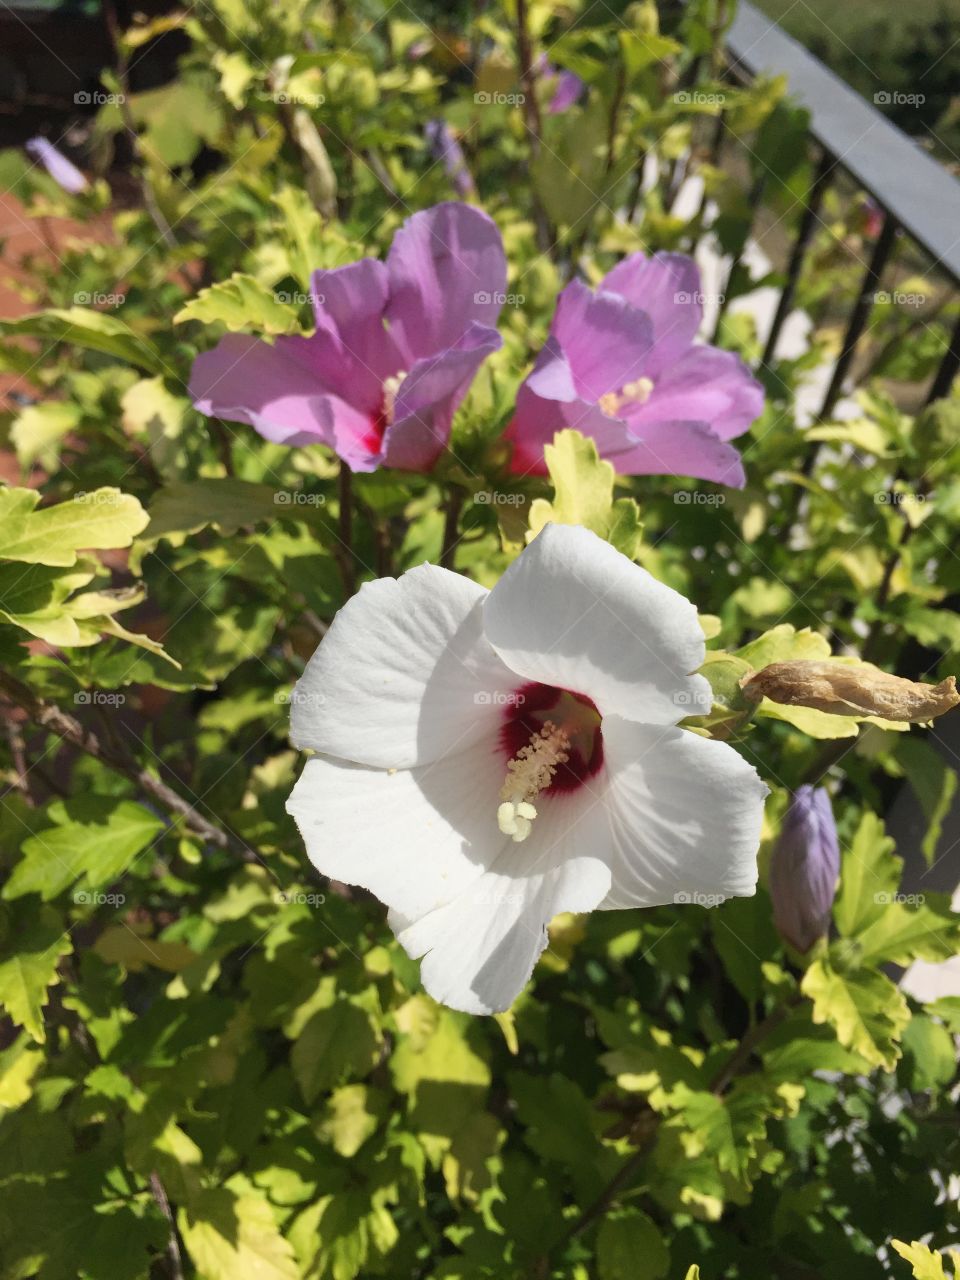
<box><xmin>816</xmin><ymin>212</ymin><xmax>899</xmax><ymax>422</ymax></box>
<box><xmin>693</xmin><ymin>113</ymin><xmax>726</xmax><ymax>230</ymax></box>
<box><xmin>924</xmin><ymin>311</ymin><xmax>960</xmax><ymax>406</ymax></box>
<box><xmin>759</xmin><ymin>148</ymin><xmax>833</xmax><ymax>370</ymax></box>
<box><xmin>711</xmin><ymin>169</ymin><xmax>767</xmax><ymax>341</ymax></box>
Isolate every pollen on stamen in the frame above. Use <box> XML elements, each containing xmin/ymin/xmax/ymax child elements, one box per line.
<box><xmin>497</xmin><ymin>720</ymin><xmax>570</xmax><ymax>843</ymax></box>
<box><xmin>622</xmin><ymin>375</ymin><xmax>654</xmax><ymax>404</ymax></box>
<box><xmin>381</xmin><ymin>371</ymin><xmax>407</xmax><ymax>425</ymax></box>
<box><xmin>598</xmin><ymin>376</ymin><xmax>654</xmax><ymax>418</ymax></box>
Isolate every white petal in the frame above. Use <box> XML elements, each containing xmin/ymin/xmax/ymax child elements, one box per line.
<box><xmin>286</xmin><ymin>739</ymin><xmax>509</xmax><ymax>920</ymax></box>
<box><xmin>391</xmin><ymin>786</ymin><xmax>613</xmax><ymax>1014</ymax></box>
<box><xmin>483</xmin><ymin>523</ymin><xmax>709</xmax><ymax>726</ymax></box>
<box><xmin>291</xmin><ymin>563</ymin><xmax>520</xmax><ymax>768</ymax></box>
<box><xmin>598</xmin><ymin>717</ymin><xmax>767</xmax><ymax>909</ymax></box>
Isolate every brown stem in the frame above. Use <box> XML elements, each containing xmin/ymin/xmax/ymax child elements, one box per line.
<box><xmin>566</xmin><ymin>62</ymin><xmax>627</xmax><ymax>268</ymax></box>
<box><xmin>549</xmin><ymin>1112</ymin><xmax>659</xmax><ymax>1256</ymax></box>
<box><xmin>800</xmin><ymin>736</ymin><xmax>856</xmax><ymax>786</ymax></box>
<box><xmin>208</xmin><ymin>418</ymin><xmax>235</xmax><ymax>477</ymax></box>
<box><xmin>515</xmin><ymin>0</ymin><xmax>553</xmax><ymax>255</ymax></box>
<box><xmin>149</xmin><ymin>1172</ymin><xmax>186</xmax><ymax>1280</ymax></box>
<box><xmin>707</xmin><ymin>999</ymin><xmax>797</xmax><ymax>1095</ymax></box>
<box><xmin>541</xmin><ymin>996</ymin><xmax>798</xmax><ymax>1264</ymax></box>
<box><xmin>440</xmin><ymin>489</ymin><xmax>465</xmax><ymax>570</ymax></box>
<box><xmin>364</xmin><ymin>150</ymin><xmax>400</xmax><ymax>201</ymax></box>
<box><xmin>604</xmin><ymin>64</ymin><xmax>627</xmax><ymax>179</ymax></box>
<box><xmin>860</xmin><ymin>498</ymin><xmax>924</xmax><ymax>665</ymax></box>
<box><xmin>337</xmin><ymin>461</ymin><xmax>356</xmax><ymax>596</ymax></box>
<box><xmin>3</xmin><ymin>717</ymin><xmax>32</xmax><ymax>802</ymax></box>
<box><xmin>0</xmin><ymin>670</ymin><xmax>258</xmax><ymax>863</ymax></box>
<box><xmin>101</xmin><ymin>0</ymin><xmax>180</xmax><ymax>253</ymax></box>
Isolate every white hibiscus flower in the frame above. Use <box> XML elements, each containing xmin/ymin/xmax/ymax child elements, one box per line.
<box><xmin>287</xmin><ymin>523</ymin><xmax>767</xmax><ymax>1014</ymax></box>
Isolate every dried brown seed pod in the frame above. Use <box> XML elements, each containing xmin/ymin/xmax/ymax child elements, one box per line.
<box><xmin>739</xmin><ymin>660</ymin><xmax>959</xmax><ymax>723</ymax></box>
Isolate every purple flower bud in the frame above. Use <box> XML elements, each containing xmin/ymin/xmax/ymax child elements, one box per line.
<box><xmin>25</xmin><ymin>137</ymin><xmax>89</xmax><ymax>195</ymax></box>
<box><xmin>769</xmin><ymin>785</ymin><xmax>840</xmax><ymax>953</ymax></box>
<box><xmin>548</xmin><ymin>70</ymin><xmax>585</xmax><ymax>114</ymax></box>
<box><xmin>534</xmin><ymin>54</ymin><xmax>585</xmax><ymax>114</ymax></box>
<box><xmin>424</xmin><ymin>119</ymin><xmax>475</xmax><ymax>198</ymax></box>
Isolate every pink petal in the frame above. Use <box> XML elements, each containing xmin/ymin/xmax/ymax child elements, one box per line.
<box><xmin>383</xmin><ymin>323</ymin><xmax>502</xmax><ymax>470</ymax></box>
<box><xmin>612</xmin><ymin>419</ymin><xmax>746</xmax><ymax>487</ymax></box>
<box><xmin>385</xmin><ymin>202</ymin><xmax>507</xmax><ymax>363</ymax></box>
<box><xmin>307</xmin><ymin>258</ymin><xmax>402</xmax><ymax>406</ymax></box>
<box><xmin>551</xmin><ymin>279</ymin><xmax>653</xmax><ymax>402</ymax></box>
<box><xmin>628</xmin><ymin>344</ymin><xmax>763</xmax><ymax>442</ymax></box>
<box><xmin>602</xmin><ymin>252</ymin><xmax>702</xmax><ymax>375</ymax></box>
<box><xmin>188</xmin><ymin>333</ymin><xmax>377</xmax><ymax>466</ymax></box>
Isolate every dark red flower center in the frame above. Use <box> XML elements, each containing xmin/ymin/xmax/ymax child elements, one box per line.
<box><xmin>499</xmin><ymin>681</ymin><xmax>603</xmax><ymax>794</ymax></box>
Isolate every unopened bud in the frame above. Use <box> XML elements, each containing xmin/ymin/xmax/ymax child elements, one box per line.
<box><xmin>770</xmin><ymin>786</ymin><xmax>839</xmax><ymax>954</ymax></box>
<box><xmin>740</xmin><ymin>660</ymin><xmax>958</xmax><ymax>724</ymax></box>
<box><xmin>290</xmin><ymin>108</ymin><xmax>337</xmax><ymax>220</ymax></box>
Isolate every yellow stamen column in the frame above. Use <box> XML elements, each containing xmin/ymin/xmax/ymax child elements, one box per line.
<box><xmin>497</xmin><ymin>720</ymin><xmax>570</xmax><ymax>843</ymax></box>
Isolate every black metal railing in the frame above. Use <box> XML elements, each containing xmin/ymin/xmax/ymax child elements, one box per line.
<box><xmin>720</xmin><ymin>0</ymin><xmax>960</xmax><ymax>414</ymax></box>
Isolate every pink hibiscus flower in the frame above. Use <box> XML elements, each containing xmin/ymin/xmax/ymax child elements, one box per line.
<box><xmin>189</xmin><ymin>202</ymin><xmax>506</xmax><ymax>472</ymax></box>
<box><xmin>507</xmin><ymin>252</ymin><xmax>764</xmax><ymax>486</ymax></box>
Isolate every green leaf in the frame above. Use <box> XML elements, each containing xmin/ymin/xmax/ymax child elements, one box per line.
<box><xmin>214</xmin><ymin>49</ymin><xmax>258</xmax><ymax>108</ymax></box>
<box><xmin>597</xmin><ymin>1208</ymin><xmax>669</xmax><ymax>1280</ymax></box>
<box><xmin>752</xmin><ymin>699</ymin><xmax>862</xmax><ymax>739</ymax></box>
<box><xmin>0</xmin><ymin>902</ymin><xmax>73</xmax><ymax>1042</ymax></box>
<box><xmin>896</xmin><ymin>736</ymin><xmax>958</xmax><ymax>866</ymax></box>
<box><xmin>661</xmin><ymin>1079</ymin><xmax>794</xmax><ymax>1181</ymax></box>
<box><xmin>901</xmin><ymin>607</ymin><xmax>960</xmax><ymax>652</ymax></box>
<box><xmin>831</xmin><ymin>806</ymin><xmax>959</xmax><ymax>970</ymax></box>
<box><xmin>291</xmin><ymin>998</ymin><xmax>381</xmax><ymax>1104</ymax></box>
<box><xmin>146</xmin><ymin>478</ymin><xmax>297</xmax><ymax>539</ymax></box>
<box><xmin>0</xmin><ymin>487</ymin><xmax>149</xmax><ymax>566</ymax></box>
<box><xmin>509</xmin><ymin>1071</ymin><xmax>598</xmax><ymax>1170</ymax></box>
<box><xmin>735</xmin><ymin>624</ymin><xmax>831</xmax><ymax>669</ymax></box>
<box><xmin>801</xmin><ymin>960</ymin><xmax>910</xmax><ymax>1071</ymax></box>
<box><xmin>273</xmin><ymin>185</ymin><xmax>328</xmax><ymax>286</ymax></box>
<box><xmin>0</xmin><ymin>1034</ymin><xmax>43</xmax><ymax>1109</ymax></box>
<box><xmin>833</xmin><ymin>811</ymin><xmax>898</xmax><ymax>938</ymax></box>
<box><xmin>854</xmin><ymin>891</ymin><xmax>960</xmax><ymax>968</ymax></box>
<box><xmin>391</xmin><ymin>1005</ymin><xmax>490</xmax><ymax>1154</ymax></box>
<box><xmin>121</xmin><ymin>376</ymin><xmax>187</xmax><ymax>481</ymax></box>
<box><xmin>0</xmin><ymin>307</ymin><xmax>164</xmax><ymax>372</ymax></box>
<box><xmin>892</xmin><ymin>1240</ymin><xmax>960</xmax><ymax>1279</ymax></box>
<box><xmin>902</xmin><ymin>1015</ymin><xmax>957</xmax><ymax>1091</ymax></box>
<box><xmin>710</xmin><ymin>894</ymin><xmax>779</xmax><ymax>1003</ymax></box>
<box><xmin>527</xmin><ymin>429</ymin><xmax>642</xmax><ymax>559</ymax></box>
<box><xmin>127</xmin><ymin>80</ymin><xmax>225</xmax><ymax>167</ymax></box>
<box><xmin>174</xmin><ymin>273</ymin><xmax>302</xmax><ymax>334</ymax></box>
<box><xmin>10</xmin><ymin>402</ymin><xmax>81</xmax><ymax>470</ymax></box>
<box><xmin>4</xmin><ymin>797</ymin><xmax>165</xmax><ymax>902</ymax></box>
<box><xmin>0</xmin><ymin>560</ymin><xmax>92</xmax><ymax>644</ymax></box>
<box><xmin>178</xmin><ymin>1188</ymin><xmax>299</xmax><ymax>1280</ymax></box>
<box><xmin>320</xmin><ymin>1084</ymin><xmax>387</xmax><ymax>1157</ymax></box>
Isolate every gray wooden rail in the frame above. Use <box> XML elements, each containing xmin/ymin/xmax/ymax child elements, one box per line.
<box><xmin>723</xmin><ymin>0</ymin><xmax>960</xmax><ymax>409</ymax></box>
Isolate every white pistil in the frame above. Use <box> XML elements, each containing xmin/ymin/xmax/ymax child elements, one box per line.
<box><xmin>382</xmin><ymin>371</ymin><xmax>407</xmax><ymax>424</ymax></box>
<box><xmin>497</xmin><ymin>720</ymin><xmax>570</xmax><ymax>843</ymax></box>
<box><xmin>598</xmin><ymin>375</ymin><xmax>654</xmax><ymax>418</ymax></box>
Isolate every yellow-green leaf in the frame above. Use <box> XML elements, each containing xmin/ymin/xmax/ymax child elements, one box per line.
<box><xmin>801</xmin><ymin>960</ymin><xmax>909</xmax><ymax>1071</ymax></box>
<box><xmin>0</xmin><ymin>307</ymin><xmax>164</xmax><ymax>372</ymax></box>
<box><xmin>178</xmin><ymin>1189</ymin><xmax>299</xmax><ymax>1280</ymax></box>
<box><xmin>892</xmin><ymin>1239</ymin><xmax>960</xmax><ymax>1279</ymax></box>
<box><xmin>0</xmin><ymin>487</ymin><xmax>148</xmax><ymax>566</ymax></box>
<box><xmin>175</xmin><ymin>273</ymin><xmax>302</xmax><ymax>334</ymax></box>
<box><xmin>0</xmin><ymin>904</ymin><xmax>73</xmax><ymax>1043</ymax></box>
<box><xmin>527</xmin><ymin>429</ymin><xmax>642</xmax><ymax>559</ymax></box>
<box><xmin>10</xmin><ymin>402</ymin><xmax>80</xmax><ymax>469</ymax></box>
